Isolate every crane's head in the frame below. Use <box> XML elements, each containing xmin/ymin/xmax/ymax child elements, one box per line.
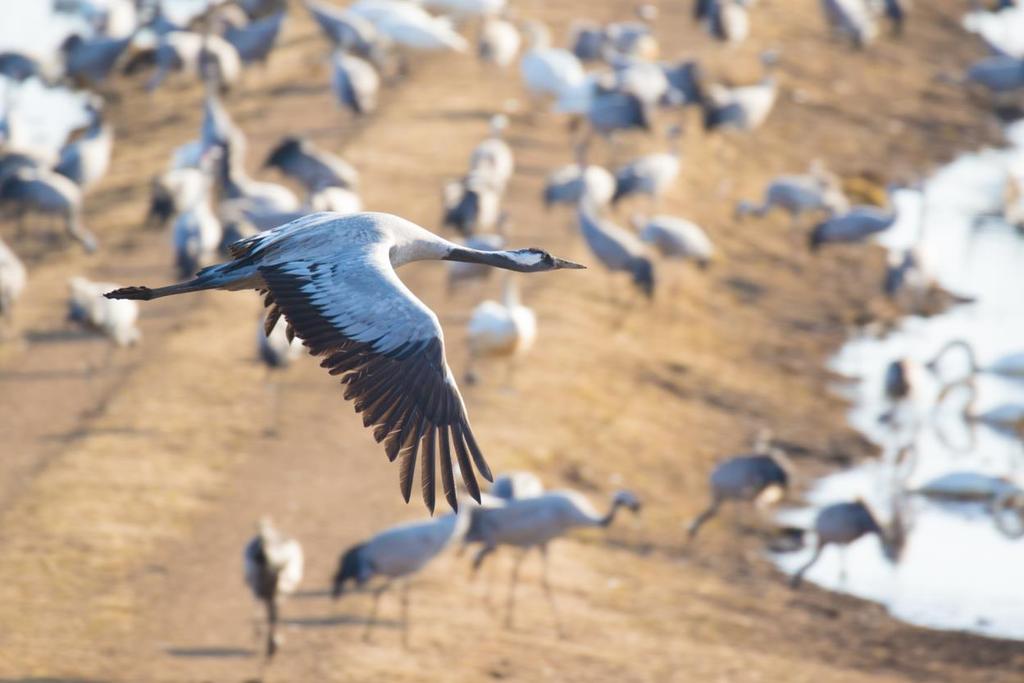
<box><xmin>263</xmin><ymin>136</ymin><xmax>304</xmax><ymax>169</ymax></box>
<box><xmin>499</xmin><ymin>248</ymin><xmax>587</xmax><ymax>272</ymax></box>
<box><xmin>613</xmin><ymin>490</ymin><xmax>642</xmax><ymax>514</ymax></box>
<box><xmin>332</xmin><ymin>542</ymin><xmax>370</xmax><ymax>599</ymax></box>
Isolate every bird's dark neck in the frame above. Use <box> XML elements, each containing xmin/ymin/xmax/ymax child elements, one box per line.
<box><xmin>599</xmin><ymin>500</ymin><xmax>624</xmax><ymax>528</ymax></box>
<box><xmin>443</xmin><ymin>246</ymin><xmax>531</xmax><ymax>273</ymax></box>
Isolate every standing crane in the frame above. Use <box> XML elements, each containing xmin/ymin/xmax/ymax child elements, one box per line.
<box><xmin>244</xmin><ymin>518</ymin><xmax>304</xmax><ymax>659</ymax></box>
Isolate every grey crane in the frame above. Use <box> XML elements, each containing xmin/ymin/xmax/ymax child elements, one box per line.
<box><xmin>305</xmin><ymin>0</ymin><xmax>382</xmax><ymax>58</ymax></box>
<box><xmin>688</xmin><ymin>444</ymin><xmax>790</xmax><ymax>539</ymax></box>
<box><xmin>809</xmin><ymin>203</ymin><xmax>898</xmax><ymax>250</ymax></box>
<box><xmin>216</xmin><ymin>141</ymin><xmax>300</xmax><ymax>214</ymax></box>
<box><xmin>263</xmin><ymin>136</ymin><xmax>360</xmax><ymax>193</ymax></box>
<box><xmin>331</xmin><ymin>51</ymin><xmax>380</xmax><ymax>116</ymax></box>
<box><xmin>568</xmin><ymin>21</ymin><xmax>606</xmax><ymax>62</ymax></box>
<box><xmin>884</xmin><ymin>357</ymin><xmax>920</xmax><ymax>402</ymax></box>
<box><xmin>0</xmin><ymin>167</ymin><xmax>98</xmax><ymax>253</ymax></box>
<box><xmin>0</xmin><ymin>52</ymin><xmax>43</xmax><ymax>83</ymax></box>
<box><xmin>660</xmin><ymin>58</ymin><xmax>705</xmax><ymax>107</ymax></box>
<box><xmin>936</xmin><ymin>378</ymin><xmax>1024</xmax><ymax>439</ymax></box>
<box><xmin>464</xmin><ymin>489</ymin><xmax>641</xmax><ymax>631</ymax></box>
<box><xmin>103</xmin><ymin>212</ymin><xmax>584</xmax><ymax>512</ymax></box>
<box><xmin>961</xmin><ymin>56</ymin><xmax>1024</xmax><ymax>99</ymax></box>
<box><xmin>543</xmin><ymin>146</ymin><xmax>616</xmax><ymax>209</ymax></box>
<box><xmin>790</xmin><ymin>500</ymin><xmax>894</xmax><ymax>588</ymax></box>
<box><xmin>703</xmin><ymin>0</ymin><xmax>750</xmax><ymax>44</ymax></box>
<box><xmin>171</xmin><ymin>160</ymin><xmax>222</xmax><ymax>278</ymax></box>
<box><xmin>224</xmin><ymin>10</ymin><xmax>286</xmax><ymax>65</ymax></box>
<box><xmin>580</xmin><ymin>82</ymin><xmax>654</xmax><ymax>140</ymax></box>
<box><xmin>468</xmin><ymin>115</ymin><xmax>514</xmax><ymax>195</ymax></box>
<box><xmin>926</xmin><ymin>339</ymin><xmax>1024</xmax><ymax>384</ymax></box>
<box><xmin>59</xmin><ymin>33</ymin><xmax>134</xmax><ymax>85</ymax></box>
<box><xmin>819</xmin><ymin>0</ymin><xmax>878</xmax><ymax>48</ymax></box>
<box><xmin>0</xmin><ymin>237</ymin><xmax>26</xmax><ymax>333</ymax></box>
<box><xmin>244</xmin><ymin>518</ymin><xmax>304</xmax><ymax>659</ymax></box>
<box><xmin>332</xmin><ymin>511</ymin><xmax>467</xmax><ymax>645</ymax></box>
<box><xmin>55</xmin><ymin>98</ymin><xmax>113</xmax><ymax>193</ymax></box>
<box><xmin>611</xmin><ymin>124</ymin><xmax>683</xmax><ymax>207</ymax></box>
<box><xmin>634</xmin><ymin>214</ymin><xmax>714</xmax><ymax>269</ymax></box>
<box><xmin>577</xmin><ymin>201</ymin><xmax>655</xmax><ymax>299</ymax></box>
<box><xmin>736</xmin><ymin>169</ymin><xmax>849</xmax><ymax>229</ymax></box>
<box><xmin>702</xmin><ymin>52</ymin><xmax>778</xmax><ymax>132</ymax></box>
<box><xmin>443</xmin><ymin>170</ymin><xmax>503</xmax><ymax>237</ymax></box>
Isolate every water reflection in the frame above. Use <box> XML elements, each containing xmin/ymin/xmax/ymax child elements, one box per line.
<box><xmin>775</xmin><ymin>121</ymin><xmax>1024</xmax><ymax>640</ymax></box>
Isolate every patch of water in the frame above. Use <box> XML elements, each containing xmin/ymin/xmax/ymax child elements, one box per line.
<box><xmin>774</xmin><ymin>120</ymin><xmax>1024</xmax><ymax>640</ymax></box>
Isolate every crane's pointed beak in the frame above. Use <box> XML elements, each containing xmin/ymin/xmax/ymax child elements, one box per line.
<box><xmin>553</xmin><ymin>257</ymin><xmax>586</xmax><ymax>270</ymax></box>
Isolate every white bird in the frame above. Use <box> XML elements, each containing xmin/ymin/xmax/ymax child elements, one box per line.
<box><xmin>926</xmin><ymin>339</ymin><xmax>1024</xmax><ymax>384</ymax></box>
<box><xmin>331</xmin><ymin>51</ymin><xmax>381</xmax><ymax>116</ymax></box>
<box><xmin>519</xmin><ymin>22</ymin><xmax>586</xmax><ymax>108</ymax></box>
<box><xmin>68</xmin><ymin>276</ymin><xmax>140</xmax><ymax>347</ymax></box>
<box><xmin>634</xmin><ymin>214</ymin><xmax>714</xmax><ymax>269</ymax></box>
<box><xmin>0</xmin><ymin>237</ymin><xmax>26</xmax><ymax>331</ymax></box>
<box><xmin>332</xmin><ymin>510</ymin><xmax>469</xmax><ymax>645</ymax></box>
<box><xmin>464</xmin><ymin>489</ymin><xmax>641</xmax><ymax>630</ymax></box>
<box><xmin>577</xmin><ymin>201</ymin><xmax>655</xmax><ymax>299</ymax></box>
<box><xmin>244</xmin><ymin>518</ymin><xmax>304</xmax><ymax>660</ymax></box>
<box><xmin>468</xmin><ymin>114</ymin><xmax>514</xmax><ymax>194</ymax></box>
<box><xmin>611</xmin><ymin>125</ymin><xmax>683</xmax><ymax>207</ymax></box>
<box><xmin>465</xmin><ymin>275</ymin><xmax>536</xmax><ymax>385</ymax></box>
<box><xmin>478</xmin><ymin>16</ymin><xmax>520</xmax><ymax>67</ymax></box>
<box><xmin>104</xmin><ymin>212</ymin><xmax>585</xmax><ymax>512</ymax></box>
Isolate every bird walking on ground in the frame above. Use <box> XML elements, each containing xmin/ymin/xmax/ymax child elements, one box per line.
<box><xmin>809</xmin><ymin>185</ymin><xmax>909</xmax><ymax>250</ymax></box>
<box><xmin>263</xmin><ymin>136</ymin><xmax>360</xmax><ymax>194</ymax></box>
<box><xmin>688</xmin><ymin>436</ymin><xmax>790</xmax><ymax>540</ymax></box>
<box><xmin>244</xmin><ymin>518</ymin><xmax>304</xmax><ymax>659</ymax></box>
<box><xmin>736</xmin><ymin>166</ymin><xmax>849</xmax><ymax>230</ymax></box>
<box><xmin>577</xmin><ymin>201</ymin><xmax>655</xmax><ymax>300</ymax></box>
<box><xmin>634</xmin><ymin>214</ymin><xmax>715</xmax><ymax>270</ymax></box>
<box><xmin>790</xmin><ymin>499</ymin><xmax>895</xmax><ymax>588</ymax></box>
<box><xmin>611</xmin><ymin>124</ymin><xmax>683</xmax><ymax>208</ymax></box>
<box><xmin>332</xmin><ymin>510</ymin><xmax>468</xmax><ymax>646</ymax></box>
<box><xmin>464</xmin><ymin>489</ymin><xmax>641</xmax><ymax>632</ymax></box>
<box><xmin>0</xmin><ymin>167</ymin><xmax>98</xmax><ymax>253</ymax></box>
<box><xmin>332</xmin><ymin>51</ymin><xmax>380</xmax><ymax>116</ymax></box>
<box><xmin>103</xmin><ymin>212</ymin><xmax>584</xmax><ymax>513</ymax></box>
<box><xmin>469</xmin><ymin>114</ymin><xmax>514</xmax><ymax>195</ymax></box>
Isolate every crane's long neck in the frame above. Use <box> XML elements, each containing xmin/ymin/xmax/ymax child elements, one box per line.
<box><xmin>933</xmin><ymin>339</ymin><xmax>979</xmax><ymax>373</ymax></box>
<box><xmin>598</xmin><ymin>500</ymin><xmax>625</xmax><ymax>528</ymax></box>
<box><xmin>440</xmin><ymin>245</ymin><xmax>539</xmax><ymax>272</ymax></box>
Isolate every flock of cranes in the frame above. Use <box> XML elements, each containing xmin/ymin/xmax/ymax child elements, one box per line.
<box><xmin>0</xmin><ymin>0</ymin><xmax>1023</xmax><ymax>668</ymax></box>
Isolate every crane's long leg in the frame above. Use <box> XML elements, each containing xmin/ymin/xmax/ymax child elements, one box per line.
<box><xmin>790</xmin><ymin>541</ymin><xmax>825</xmax><ymax>589</ymax></box>
<box><xmin>504</xmin><ymin>548</ymin><xmax>527</xmax><ymax>629</ymax></box>
<box><xmin>264</xmin><ymin>367</ymin><xmax>280</xmax><ymax>437</ymax></box>
<box><xmin>264</xmin><ymin>595</ymin><xmax>279</xmax><ymax>661</ymax></box>
<box><xmin>687</xmin><ymin>497</ymin><xmax>722</xmax><ymax>541</ymax></box>
<box><xmin>538</xmin><ymin>545</ymin><xmax>564</xmax><ymax>638</ymax></box>
<box><xmin>400</xmin><ymin>580</ymin><xmax>411</xmax><ymax>649</ymax></box>
<box><xmin>472</xmin><ymin>543</ymin><xmax>496</xmax><ymax>573</ymax></box>
<box><xmin>838</xmin><ymin>547</ymin><xmax>848</xmax><ymax>585</ymax></box>
<box><xmin>363</xmin><ymin>583</ymin><xmax>388</xmax><ymax>643</ymax></box>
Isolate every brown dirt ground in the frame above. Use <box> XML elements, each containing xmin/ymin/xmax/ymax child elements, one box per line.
<box><xmin>1</xmin><ymin>0</ymin><xmax>1022</xmax><ymax>681</ymax></box>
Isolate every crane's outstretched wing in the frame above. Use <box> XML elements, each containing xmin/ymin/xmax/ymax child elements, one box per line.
<box><xmin>257</xmin><ymin>253</ymin><xmax>491</xmax><ymax>514</ymax></box>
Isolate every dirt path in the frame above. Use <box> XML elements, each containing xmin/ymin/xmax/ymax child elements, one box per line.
<box><xmin>1</xmin><ymin>1</ymin><xmax>1022</xmax><ymax>681</ymax></box>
